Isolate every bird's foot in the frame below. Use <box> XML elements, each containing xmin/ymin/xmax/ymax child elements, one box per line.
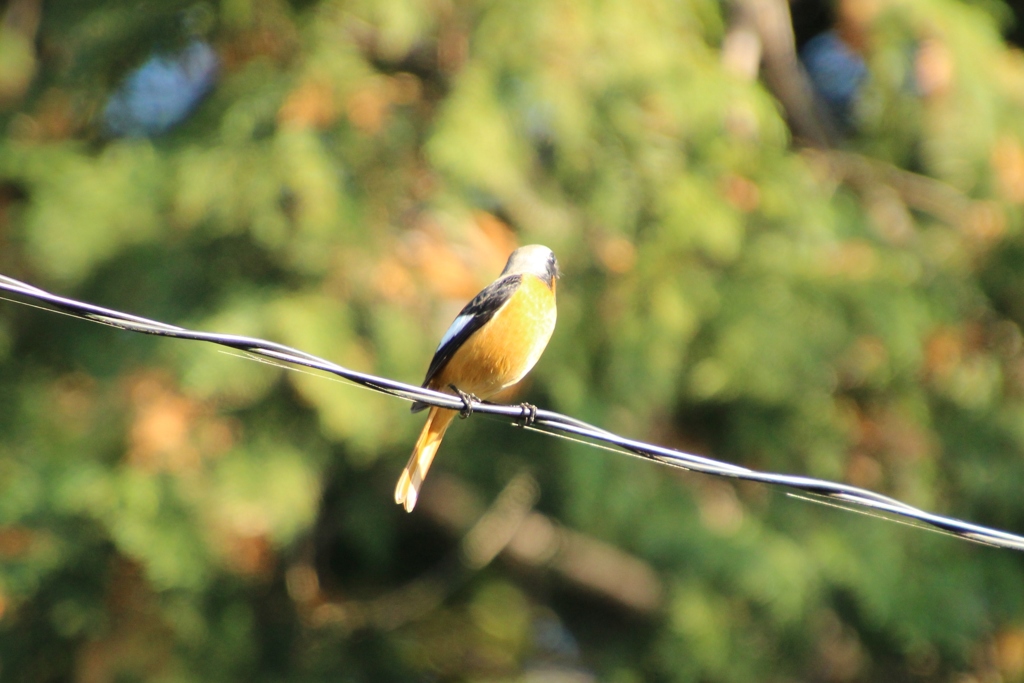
<box><xmin>449</xmin><ymin>385</ymin><xmax>480</xmax><ymax>419</ymax></box>
<box><xmin>515</xmin><ymin>402</ymin><xmax>538</xmax><ymax>427</ymax></box>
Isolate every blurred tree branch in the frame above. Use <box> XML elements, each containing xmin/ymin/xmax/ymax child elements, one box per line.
<box><xmin>302</xmin><ymin>471</ymin><xmax>663</xmax><ymax>633</ymax></box>
<box><xmin>725</xmin><ymin>0</ymin><xmax>838</xmax><ymax>147</ymax></box>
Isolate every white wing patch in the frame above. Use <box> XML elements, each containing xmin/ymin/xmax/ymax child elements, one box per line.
<box><xmin>436</xmin><ymin>314</ymin><xmax>474</xmax><ymax>352</ymax></box>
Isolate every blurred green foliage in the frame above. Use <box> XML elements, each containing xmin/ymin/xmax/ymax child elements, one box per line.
<box><xmin>2</xmin><ymin>0</ymin><xmax>1024</xmax><ymax>680</ymax></box>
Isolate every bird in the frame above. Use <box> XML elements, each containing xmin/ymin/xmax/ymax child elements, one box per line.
<box><xmin>395</xmin><ymin>244</ymin><xmax>559</xmax><ymax>512</ymax></box>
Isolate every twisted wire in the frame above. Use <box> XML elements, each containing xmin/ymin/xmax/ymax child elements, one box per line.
<box><xmin>2</xmin><ymin>273</ymin><xmax>1022</xmax><ymax>551</ymax></box>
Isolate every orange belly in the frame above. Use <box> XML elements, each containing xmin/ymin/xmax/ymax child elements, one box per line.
<box><xmin>428</xmin><ymin>275</ymin><xmax>556</xmax><ymax>399</ymax></box>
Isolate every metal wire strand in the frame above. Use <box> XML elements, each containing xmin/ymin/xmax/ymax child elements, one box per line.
<box><xmin>2</xmin><ymin>272</ymin><xmax>1023</xmax><ymax>551</ymax></box>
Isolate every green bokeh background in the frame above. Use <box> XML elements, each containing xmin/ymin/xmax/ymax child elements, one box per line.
<box><xmin>3</xmin><ymin>0</ymin><xmax>1024</xmax><ymax>680</ymax></box>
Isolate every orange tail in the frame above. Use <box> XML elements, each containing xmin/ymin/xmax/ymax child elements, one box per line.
<box><xmin>395</xmin><ymin>407</ymin><xmax>457</xmax><ymax>512</ymax></box>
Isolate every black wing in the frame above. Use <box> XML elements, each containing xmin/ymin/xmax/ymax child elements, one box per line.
<box><xmin>410</xmin><ymin>274</ymin><xmax>522</xmax><ymax>413</ymax></box>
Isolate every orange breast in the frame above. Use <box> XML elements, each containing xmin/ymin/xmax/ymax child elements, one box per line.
<box><xmin>429</xmin><ymin>275</ymin><xmax>556</xmax><ymax>400</ymax></box>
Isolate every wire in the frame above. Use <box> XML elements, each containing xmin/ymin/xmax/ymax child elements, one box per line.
<box><xmin>2</xmin><ymin>272</ymin><xmax>1023</xmax><ymax>551</ymax></box>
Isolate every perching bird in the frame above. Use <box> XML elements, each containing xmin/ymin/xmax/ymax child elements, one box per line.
<box><xmin>395</xmin><ymin>244</ymin><xmax>559</xmax><ymax>512</ymax></box>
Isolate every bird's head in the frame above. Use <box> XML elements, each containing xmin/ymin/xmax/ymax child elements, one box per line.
<box><xmin>502</xmin><ymin>244</ymin><xmax>559</xmax><ymax>289</ymax></box>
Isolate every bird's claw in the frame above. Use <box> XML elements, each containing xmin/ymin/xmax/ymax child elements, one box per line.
<box><xmin>449</xmin><ymin>384</ymin><xmax>479</xmax><ymax>419</ymax></box>
<box><xmin>516</xmin><ymin>402</ymin><xmax>538</xmax><ymax>427</ymax></box>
